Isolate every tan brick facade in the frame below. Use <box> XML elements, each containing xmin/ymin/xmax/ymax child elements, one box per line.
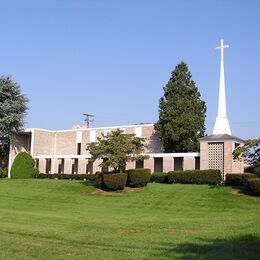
<box><xmin>199</xmin><ymin>134</ymin><xmax>244</xmax><ymax>175</ymax></box>
<box><xmin>9</xmin><ymin>124</ymin><xmax>201</xmax><ymax>176</ymax></box>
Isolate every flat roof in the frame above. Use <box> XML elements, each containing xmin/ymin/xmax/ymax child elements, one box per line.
<box><xmin>199</xmin><ymin>134</ymin><xmax>244</xmax><ymax>143</ymax></box>
<box><xmin>24</xmin><ymin>123</ymin><xmax>154</xmax><ymax>133</ymax></box>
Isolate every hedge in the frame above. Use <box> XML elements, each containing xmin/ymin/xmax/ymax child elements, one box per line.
<box><xmin>152</xmin><ymin>172</ymin><xmax>167</xmax><ymax>183</ymax></box>
<box><xmin>245</xmin><ymin>165</ymin><xmax>260</xmax><ymax>177</ymax></box>
<box><xmin>246</xmin><ymin>178</ymin><xmax>260</xmax><ymax>195</ymax></box>
<box><xmin>167</xmin><ymin>170</ymin><xmax>222</xmax><ymax>185</ymax></box>
<box><xmin>225</xmin><ymin>173</ymin><xmax>257</xmax><ymax>186</ymax></box>
<box><xmin>103</xmin><ymin>173</ymin><xmax>127</xmax><ymax>191</ymax></box>
<box><xmin>253</xmin><ymin>167</ymin><xmax>260</xmax><ymax>177</ymax></box>
<box><xmin>37</xmin><ymin>173</ymin><xmax>93</xmax><ymax>180</ymax></box>
<box><xmin>127</xmin><ymin>168</ymin><xmax>151</xmax><ymax>187</ymax></box>
<box><xmin>0</xmin><ymin>168</ymin><xmax>7</xmax><ymax>178</ymax></box>
<box><xmin>95</xmin><ymin>172</ymin><xmax>104</xmax><ymax>188</ymax></box>
<box><xmin>11</xmin><ymin>152</ymin><xmax>39</xmax><ymax>179</ymax></box>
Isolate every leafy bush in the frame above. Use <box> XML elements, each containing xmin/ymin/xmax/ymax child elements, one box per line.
<box><xmin>245</xmin><ymin>164</ymin><xmax>260</xmax><ymax>177</ymax></box>
<box><xmin>225</xmin><ymin>173</ymin><xmax>257</xmax><ymax>186</ymax></box>
<box><xmin>127</xmin><ymin>168</ymin><xmax>151</xmax><ymax>187</ymax></box>
<box><xmin>10</xmin><ymin>152</ymin><xmax>39</xmax><ymax>179</ymax></box>
<box><xmin>245</xmin><ymin>165</ymin><xmax>255</xmax><ymax>173</ymax></box>
<box><xmin>167</xmin><ymin>170</ymin><xmax>222</xmax><ymax>185</ymax></box>
<box><xmin>152</xmin><ymin>172</ymin><xmax>167</xmax><ymax>183</ymax></box>
<box><xmin>95</xmin><ymin>172</ymin><xmax>104</xmax><ymax>188</ymax></box>
<box><xmin>37</xmin><ymin>173</ymin><xmax>90</xmax><ymax>180</ymax></box>
<box><xmin>103</xmin><ymin>173</ymin><xmax>127</xmax><ymax>191</ymax></box>
<box><xmin>246</xmin><ymin>178</ymin><xmax>260</xmax><ymax>195</ymax></box>
<box><xmin>0</xmin><ymin>168</ymin><xmax>7</xmax><ymax>178</ymax></box>
<box><xmin>253</xmin><ymin>167</ymin><xmax>260</xmax><ymax>177</ymax></box>
<box><xmin>85</xmin><ymin>174</ymin><xmax>96</xmax><ymax>181</ymax></box>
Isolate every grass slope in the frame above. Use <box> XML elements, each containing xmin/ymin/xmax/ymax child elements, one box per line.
<box><xmin>0</xmin><ymin>179</ymin><xmax>259</xmax><ymax>259</ymax></box>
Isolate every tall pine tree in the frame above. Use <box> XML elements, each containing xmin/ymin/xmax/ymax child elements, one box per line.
<box><xmin>155</xmin><ymin>62</ymin><xmax>206</xmax><ymax>152</ymax></box>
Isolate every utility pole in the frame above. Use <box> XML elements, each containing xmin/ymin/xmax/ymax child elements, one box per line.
<box><xmin>83</xmin><ymin>114</ymin><xmax>95</xmax><ymax>128</ymax></box>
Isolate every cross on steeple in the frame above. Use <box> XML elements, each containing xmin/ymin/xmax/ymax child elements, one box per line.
<box><xmin>216</xmin><ymin>39</ymin><xmax>229</xmax><ymax>62</ymax></box>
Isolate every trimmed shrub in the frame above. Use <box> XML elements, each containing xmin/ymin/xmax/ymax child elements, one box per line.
<box><xmin>0</xmin><ymin>168</ymin><xmax>7</xmax><ymax>178</ymax></box>
<box><xmin>245</xmin><ymin>165</ymin><xmax>255</xmax><ymax>173</ymax></box>
<box><xmin>37</xmin><ymin>173</ymin><xmax>90</xmax><ymax>180</ymax></box>
<box><xmin>10</xmin><ymin>152</ymin><xmax>39</xmax><ymax>179</ymax></box>
<box><xmin>152</xmin><ymin>172</ymin><xmax>167</xmax><ymax>183</ymax></box>
<box><xmin>225</xmin><ymin>173</ymin><xmax>257</xmax><ymax>186</ymax></box>
<box><xmin>245</xmin><ymin>165</ymin><xmax>260</xmax><ymax>177</ymax></box>
<box><xmin>167</xmin><ymin>170</ymin><xmax>222</xmax><ymax>185</ymax></box>
<box><xmin>127</xmin><ymin>168</ymin><xmax>151</xmax><ymax>187</ymax></box>
<box><xmin>95</xmin><ymin>172</ymin><xmax>104</xmax><ymax>188</ymax></box>
<box><xmin>103</xmin><ymin>173</ymin><xmax>128</xmax><ymax>191</ymax></box>
<box><xmin>246</xmin><ymin>178</ymin><xmax>260</xmax><ymax>195</ymax></box>
<box><xmin>85</xmin><ymin>174</ymin><xmax>96</xmax><ymax>181</ymax></box>
<box><xmin>253</xmin><ymin>167</ymin><xmax>260</xmax><ymax>177</ymax></box>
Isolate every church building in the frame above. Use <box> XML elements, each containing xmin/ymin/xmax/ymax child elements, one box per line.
<box><xmin>7</xmin><ymin>40</ymin><xmax>244</xmax><ymax>177</ymax></box>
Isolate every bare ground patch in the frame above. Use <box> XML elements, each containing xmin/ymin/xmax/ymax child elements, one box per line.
<box><xmin>92</xmin><ymin>187</ymin><xmax>143</xmax><ymax>196</ymax></box>
<box><xmin>230</xmin><ymin>187</ymin><xmax>258</xmax><ymax>199</ymax></box>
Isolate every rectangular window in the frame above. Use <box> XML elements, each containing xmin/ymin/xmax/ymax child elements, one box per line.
<box><xmin>195</xmin><ymin>157</ymin><xmax>200</xmax><ymax>170</ymax></box>
<box><xmin>154</xmin><ymin>158</ymin><xmax>163</xmax><ymax>172</ymax></box>
<box><xmin>174</xmin><ymin>157</ymin><xmax>183</xmax><ymax>171</ymax></box>
<box><xmin>135</xmin><ymin>160</ymin><xmax>144</xmax><ymax>169</ymax></box>
<box><xmin>58</xmin><ymin>159</ymin><xmax>64</xmax><ymax>174</ymax></box>
<box><xmin>86</xmin><ymin>161</ymin><xmax>93</xmax><ymax>174</ymax></box>
<box><xmin>45</xmin><ymin>159</ymin><xmax>52</xmax><ymax>174</ymax></box>
<box><xmin>77</xmin><ymin>143</ymin><xmax>81</xmax><ymax>155</ymax></box>
<box><xmin>72</xmin><ymin>159</ymin><xmax>78</xmax><ymax>174</ymax></box>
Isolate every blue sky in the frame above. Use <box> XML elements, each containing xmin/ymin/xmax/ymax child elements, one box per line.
<box><xmin>0</xmin><ymin>0</ymin><xmax>259</xmax><ymax>139</ymax></box>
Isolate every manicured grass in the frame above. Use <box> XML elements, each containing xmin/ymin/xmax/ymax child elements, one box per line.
<box><xmin>0</xmin><ymin>179</ymin><xmax>259</xmax><ymax>259</ymax></box>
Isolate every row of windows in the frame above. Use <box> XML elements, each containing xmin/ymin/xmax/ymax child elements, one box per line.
<box><xmin>36</xmin><ymin>157</ymin><xmax>200</xmax><ymax>174</ymax></box>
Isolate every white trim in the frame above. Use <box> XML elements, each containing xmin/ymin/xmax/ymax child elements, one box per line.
<box><xmin>34</xmin><ymin>152</ymin><xmax>200</xmax><ymax>160</ymax></box>
<box><xmin>31</xmin><ymin>129</ymin><xmax>35</xmax><ymax>157</ymax></box>
<box><xmin>34</xmin><ymin>154</ymin><xmax>91</xmax><ymax>159</ymax></box>
<box><xmin>135</xmin><ymin>127</ymin><xmax>142</xmax><ymax>138</ymax></box>
<box><xmin>146</xmin><ymin>152</ymin><xmax>200</xmax><ymax>158</ymax></box>
<box><xmin>90</xmin><ymin>130</ymin><xmax>96</xmax><ymax>143</ymax></box>
<box><xmin>7</xmin><ymin>136</ymin><xmax>12</xmax><ymax>178</ymax></box>
<box><xmin>76</xmin><ymin>131</ymin><xmax>82</xmax><ymax>143</ymax></box>
<box><xmin>54</xmin><ymin>132</ymin><xmax>57</xmax><ymax>155</ymax></box>
<box><xmin>23</xmin><ymin>124</ymin><xmax>154</xmax><ymax>134</ymax></box>
<box><xmin>90</xmin><ymin>124</ymin><xmax>153</xmax><ymax>131</ymax></box>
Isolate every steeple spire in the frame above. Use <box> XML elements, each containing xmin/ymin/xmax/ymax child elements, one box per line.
<box><xmin>213</xmin><ymin>39</ymin><xmax>231</xmax><ymax>135</ymax></box>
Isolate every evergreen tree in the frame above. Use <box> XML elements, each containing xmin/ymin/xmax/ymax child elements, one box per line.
<box><xmin>10</xmin><ymin>152</ymin><xmax>39</xmax><ymax>179</ymax></box>
<box><xmin>0</xmin><ymin>76</ymin><xmax>28</xmax><ymax>162</ymax></box>
<box><xmin>155</xmin><ymin>62</ymin><xmax>206</xmax><ymax>152</ymax></box>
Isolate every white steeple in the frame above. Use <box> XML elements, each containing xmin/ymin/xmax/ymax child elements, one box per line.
<box><xmin>213</xmin><ymin>39</ymin><xmax>232</xmax><ymax>135</ymax></box>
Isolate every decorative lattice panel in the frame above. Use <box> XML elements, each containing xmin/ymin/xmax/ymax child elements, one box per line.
<box><xmin>208</xmin><ymin>142</ymin><xmax>224</xmax><ymax>173</ymax></box>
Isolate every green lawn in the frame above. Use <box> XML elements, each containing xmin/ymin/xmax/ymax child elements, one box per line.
<box><xmin>0</xmin><ymin>179</ymin><xmax>259</xmax><ymax>259</ymax></box>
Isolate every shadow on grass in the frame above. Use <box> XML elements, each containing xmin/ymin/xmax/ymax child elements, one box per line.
<box><xmin>229</xmin><ymin>185</ymin><xmax>260</xmax><ymax>197</ymax></box>
<box><xmin>152</xmin><ymin>234</ymin><xmax>260</xmax><ymax>259</ymax></box>
<box><xmin>80</xmin><ymin>180</ymin><xmax>95</xmax><ymax>187</ymax></box>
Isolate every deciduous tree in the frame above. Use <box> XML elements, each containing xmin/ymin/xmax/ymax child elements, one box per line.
<box><xmin>87</xmin><ymin>129</ymin><xmax>148</xmax><ymax>173</ymax></box>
